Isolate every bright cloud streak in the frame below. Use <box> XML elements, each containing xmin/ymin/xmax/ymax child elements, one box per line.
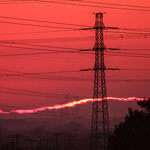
<box><xmin>0</xmin><ymin>97</ymin><xmax>148</xmax><ymax>114</ymax></box>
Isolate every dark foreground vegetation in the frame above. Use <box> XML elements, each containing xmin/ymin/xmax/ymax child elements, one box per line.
<box><xmin>108</xmin><ymin>99</ymin><xmax>150</xmax><ymax>150</ymax></box>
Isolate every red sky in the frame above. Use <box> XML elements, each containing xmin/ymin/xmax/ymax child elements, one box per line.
<box><xmin>0</xmin><ymin>0</ymin><xmax>150</xmax><ymax>111</ymax></box>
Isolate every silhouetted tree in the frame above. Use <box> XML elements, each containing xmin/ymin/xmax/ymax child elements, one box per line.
<box><xmin>108</xmin><ymin>98</ymin><xmax>150</xmax><ymax>150</ymax></box>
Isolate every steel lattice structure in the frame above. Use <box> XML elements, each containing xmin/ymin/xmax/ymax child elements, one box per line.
<box><xmin>91</xmin><ymin>13</ymin><xmax>110</xmax><ymax>150</ymax></box>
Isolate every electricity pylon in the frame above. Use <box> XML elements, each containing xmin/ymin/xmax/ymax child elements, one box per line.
<box><xmin>91</xmin><ymin>13</ymin><xmax>110</xmax><ymax>150</ymax></box>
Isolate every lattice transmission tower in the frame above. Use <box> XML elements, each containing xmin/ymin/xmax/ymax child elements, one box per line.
<box><xmin>91</xmin><ymin>13</ymin><xmax>110</xmax><ymax>150</ymax></box>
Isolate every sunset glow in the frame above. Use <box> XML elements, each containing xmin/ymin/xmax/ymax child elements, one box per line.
<box><xmin>0</xmin><ymin>97</ymin><xmax>148</xmax><ymax>114</ymax></box>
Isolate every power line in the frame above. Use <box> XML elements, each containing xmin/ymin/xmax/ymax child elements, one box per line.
<box><xmin>106</xmin><ymin>53</ymin><xmax>150</xmax><ymax>58</ymax></box>
<box><xmin>118</xmin><ymin>28</ymin><xmax>150</xmax><ymax>33</ymax></box>
<box><xmin>81</xmin><ymin>68</ymin><xmax>150</xmax><ymax>71</ymax></box>
<box><xmin>0</xmin><ymin>20</ymin><xmax>80</xmax><ymax>30</ymax></box>
<box><xmin>0</xmin><ymin>68</ymin><xmax>89</xmax><ymax>81</ymax></box>
<box><xmin>108</xmin><ymin>79</ymin><xmax>150</xmax><ymax>82</ymax></box>
<box><xmin>105</xmin><ymin>30</ymin><xmax>150</xmax><ymax>35</ymax></box>
<box><xmin>0</xmin><ymin>87</ymin><xmax>78</xmax><ymax>98</ymax></box>
<box><xmin>0</xmin><ymin>15</ymin><xmax>90</xmax><ymax>27</ymax></box>
<box><xmin>120</xmin><ymin>68</ymin><xmax>150</xmax><ymax>70</ymax></box>
<box><xmin>0</xmin><ymin>86</ymin><xmax>83</xmax><ymax>100</ymax></box>
<box><xmin>81</xmin><ymin>26</ymin><xmax>150</xmax><ymax>34</ymax></box>
<box><xmin>0</xmin><ymin>68</ymin><xmax>67</xmax><ymax>81</ymax></box>
<box><xmin>0</xmin><ymin>44</ymin><xmax>81</xmax><ymax>53</ymax></box>
<box><xmin>3</xmin><ymin>0</ymin><xmax>150</xmax><ymax>12</ymax></box>
<box><xmin>1</xmin><ymin>34</ymin><xmax>149</xmax><ymax>44</ymax></box>
<box><xmin>0</xmin><ymin>42</ymin><xmax>149</xmax><ymax>58</ymax></box>
<box><xmin>0</xmin><ymin>52</ymin><xmax>58</xmax><ymax>57</ymax></box>
<box><xmin>1</xmin><ymin>29</ymin><xmax>150</xmax><ymax>36</ymax></box>
<box><xmin>0</xmin><ymin>41</ymin><xmax>87</xmax><ymax>51</ymax></box>
<box><xmin>0</xmin><ymin>70</ymin><xmax>81</xmax><ymax>76</ymax></box>
<box><xmin>1</xmin><ymin>68</ymin><xmax>150</xmax><ymax>82</ymax></box>
<box><xmin>107</xmin><ymin>51</ymin><xmax>150</xmax><ymax>57</ymax></box>
<box><xmin>6</xmin><ymin>17</ymin><xmax>150</xmax><ymax>33</ymax></box>
<box><xmin>0</xmin><ymin>29</ymin><xmax>77</xmax><ymax>35</ymax></box>
<box><xmin>83</xmin><ymin>26</ymin><xmax>150</xmax><ymax>33</ymax></box>
<box><xmin>0</xmin><ymin>36</ymin><xmax>95</xmax><ymax>43</ymax></box>
<box><xmin>2</xmin><ymin>0</ymin><xmax>150</xmax><ymax>10</ymax></box>
<box><xmin>73</xmin><ymin>0</ymin><xmax>150</xmax><ymax>9</ymax></box>
<box><xmin>0</xmin><ymin>41</ymin><xmax>94</xmax><ymax>55</ymax></box>
<box><xmin>0</xmin><ymin>69</ymin><xmax>92</xmax><ymax>81</ymax></box>
<box><xmin>0</xmin><ymin>86</ymin><xmax>63</xmax><ymax>96</ymax></box>
<box><xmin>0</xmin><ymin>90</ymin><xmax>62</xmax><ymax>98</ymax></box>
<box><xmin>0</xmin><ymin>0</ymin><xmax>37</xmax><ymax>4</ymax></box>
<box><xmin>37</xmin><ymin>0</ymin><xmax>150</xmax><ymax>12</ymax></box>
<box><xmin>1</xmin><ymin>69</ymin><xmax>150</xmax><ymax>82</ymax></box>
<box><xmin>81</xmin><ymin>48</ymin><xmax>150</xmax><ymax>56</ymax></box>
<box><xmin>0</xmin><ymin>51</ymin><xmax>92</xmax><ymax>57</ymax></box>
<box><xmin>0</xmin><ymin>67</ymin><xmax>150</xmax><ymax>77</ymax></box>
<box><xmin>120</xmin><ymin>48</ymin><xmax>150</xmax><ymax>51</ymax></box>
